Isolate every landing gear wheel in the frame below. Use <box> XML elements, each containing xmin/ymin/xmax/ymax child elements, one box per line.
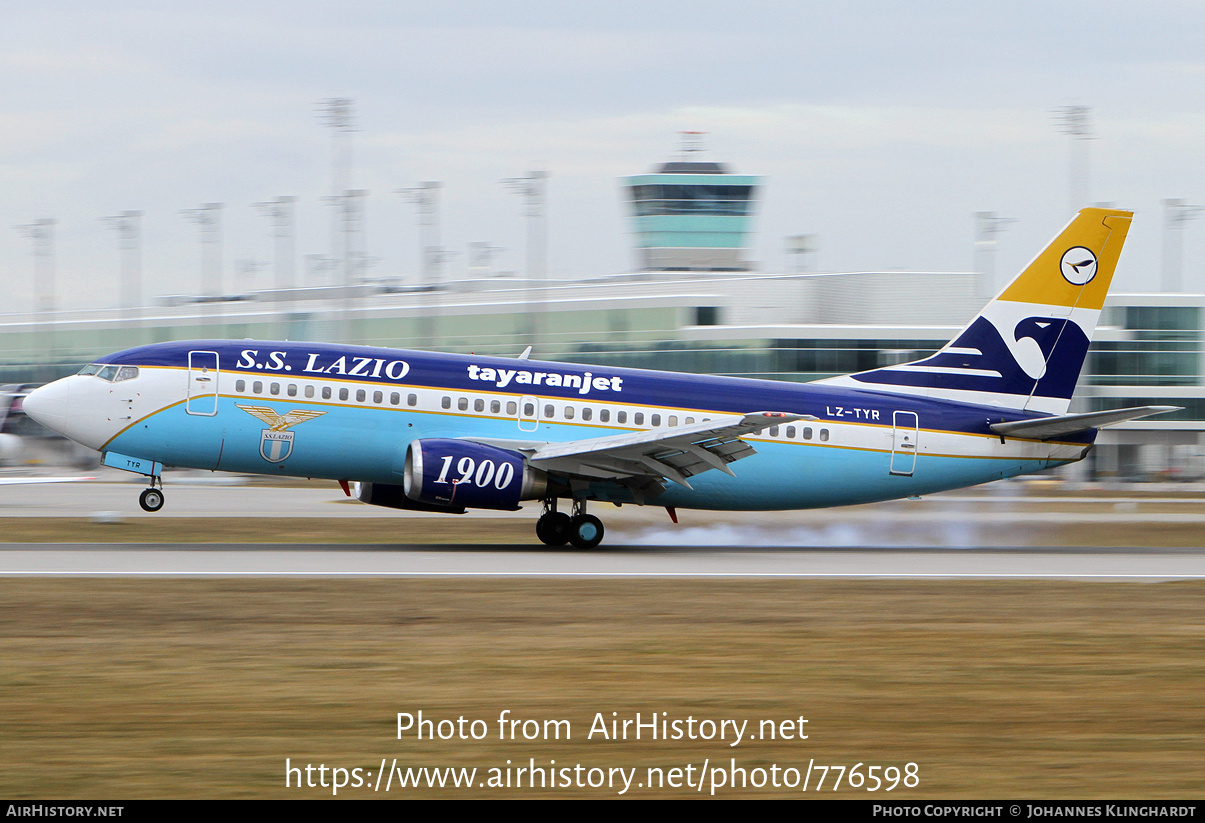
<box><xmin>568</xmin><ymin>514</ymin><xmax>604</xmax><ymax>549</ymax></box>
<box><xmin>536</xmin><ymin>511</ymin><xmax>572</xmax><ymax>546</ymax></box>
<box><xmin>139</xmin><ymin>488</ymin><xmax>164</xmax><ymax>512</ymax></box>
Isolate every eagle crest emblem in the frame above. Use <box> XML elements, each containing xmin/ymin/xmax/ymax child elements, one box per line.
<box><xmin>236</xmin><ymin>404</ymin><xmax>327</xmax><ymax>463</ymax></box>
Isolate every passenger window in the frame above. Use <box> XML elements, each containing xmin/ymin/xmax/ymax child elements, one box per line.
<box><xmin>458</xmin><ymin>397</ymin><xmax>468</xmax><ymax>411</ymax></box>
<box><xmin>582</xmin><ymin>407</ymin><xmax>592</xmax><ymax>421</ymax></box>
<box><xmin>564</xmin><ymin>406</ymin><xmax>575</xmax><ymax>420</ymax></box>
<box><xmin>442</xmin><ymin>396</ymin><xmax>451</xmax><ymax>409</ymax></box>
<box><xmin>490</xmin><ymin>400</ymin><xmax>501</xmax><ymax>414</ymax></box>
<box><xmin>769</xmin><ymin>426</ymin><xmax>779</xmax><ymax>437</ymax></box>
<box><xmin>651</xmin><ymin>414</ymin><xmax>661</xmax><ymax>426</ymax></box>
<box><xmin>617</xmin><ymin>411</ymin><xmax>627</xmax><ymax>424</ymax></box>
<box><xmin>407</xmin><ymin>394</ymin><xmax>417</xmax><ymax>407</ymax></box>
<box><xmin>322</xmin><ymin>386</ymin><xmax>332</xmax><ymax>400</ymax></box>
<box><xmin>235</xmin><ymin>379</ymin><xmax>246</xmax><ymax>392</ymax></box>
<box><xmin>686</xmin><ymin>417</ymin><xmax>695</xmax><ymax>424</ymax></box>
<box><xmin>374</xmin><ymin>391</ymin><xmax>383</xmax><ymax>404</ymax></box>
<box><xmin>803</xmin><ymin>427</ymin><xmax>813</xmax><ymax>440</ymax></box>
<box><xmin>521</xmin><ymin>402</ymin><xmax>531</xmax><ymax>416</ymax></box>
<box><xmin>270</xmin><ymin>383</ymin><xmax>280</xmax><ymax>396</ymax></box>
<box><xmin>635</xmin><ymin>413</ymin><xmax>645</xmax><ymax>425</ymax></box>
<box><xmin>668</xmin><ymin>415</ymin><xmax>677</xmax><ymax>427</ymax></box>
<box><xmin>287</xmin><ymin>384</ymin><xmax>297</xmax><ymax>397</ymax></box>
<box><xmin>339</xmin><ymin>388</ymin><xmax>349</xmax><ymax>401</ymax></box>
<box><xmin>509</xmin><ymin>401</ymin><xmax>519</xmax><ymax>415</ymax></box>
<box><xmin>600</xmin><ymin>409</ymin><xmax>610</xmax><ymax>423</ymax></box>
<box><xmin>474</xmin><ymin>399</ymin><xmax>485</xmax><ymax>412</ymax></box>
<box><xmin>305</xmin><ymin>385</ymin><xmax>315</xmax><ymax>399</ymax></box>
<box><xmin>820</xmin><ymin>429</ymin><xmax>830</xmax><ymax>442</ymax></box>
<box><xmin>354</xmin><ymin>389</ymin><xmax>365</xmax><ymax>402</ymax></box>
<box><xmin>786</xmin><ymin>426</ymin><xmax>796</xmax><ymax>439</ymax></box>
<box><xmin>390</xmin><ymin>392</ymin><xmax>400</xmax><ymax>406</ymax></box>
<box><xmin>544</xmin><ymin>404</ymin><xmax>555</xmax><ymax>418</ymax></box>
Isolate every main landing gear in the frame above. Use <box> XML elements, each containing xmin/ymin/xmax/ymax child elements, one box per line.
<box><xmin>536</xmin><ymin>499</ymin><xmax>604</xmax><ymax>549</ymax></box>
<box><xmin>138</xmin><ymin>477</ymin><xmax>165</xmax><ymax>512</ymax></box>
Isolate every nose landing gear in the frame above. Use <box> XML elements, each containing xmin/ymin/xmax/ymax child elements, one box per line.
<box><xmin>138</xmin><ymin>477</ymin><xmax>164</xmax><ymax>512</ymax></box>
<box><xmin>535</xmin><ymin>499</ymin><xmax>604</xmax><ymax>548</ymax></box>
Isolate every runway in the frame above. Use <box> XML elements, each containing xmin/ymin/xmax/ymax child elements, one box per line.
<box><xmin>3</xmin><ymin>543</ymin><xmax>1205</xmax><ymax>578</ymax></box>
<box><xmin>2</xmin><ymin>473</ymin><xmax>1204</xmax><ymax>577</ymax></box>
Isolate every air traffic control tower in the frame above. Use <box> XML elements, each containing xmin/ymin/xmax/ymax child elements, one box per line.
<box><xmin>623</xmin><ymin>133</ymin><xmax>761</xmax><ymax>272</ymax></box>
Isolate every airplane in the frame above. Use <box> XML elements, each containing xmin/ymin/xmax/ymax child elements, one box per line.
<box><xmin>21</xmin><ymin>208</ymin><xmax>1175</xmax><ymax>548</ymax></box>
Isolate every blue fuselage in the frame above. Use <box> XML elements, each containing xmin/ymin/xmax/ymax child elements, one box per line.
<box><xmin>43</xmin><ymin>339</ymin><xmax>1092</xmax><ymax>511</ymax></box>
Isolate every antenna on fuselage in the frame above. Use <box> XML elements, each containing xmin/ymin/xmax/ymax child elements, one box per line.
<box><xmin>518</xmin><ymin>346</ymin><xmax>532</xmax><ymax>360</ymax></box>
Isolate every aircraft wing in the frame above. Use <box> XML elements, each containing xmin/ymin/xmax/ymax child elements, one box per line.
<box><xmin>514</xmin><ymin>412</ymin><xmax>813</xmax><ymax>494</ymax></box>
<box><xmin>466</xmin><ymin>412</ymin><xmax>811</xmax><ymax>498</ymax></box>
<box><xmin>989</xmin><ymin>405</ymin><xmax>1180</xmax><ymax>440</ymax></box>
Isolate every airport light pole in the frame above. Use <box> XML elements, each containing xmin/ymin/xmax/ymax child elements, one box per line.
<box><xmin>1161</xmin><ymin>199</ymin><xmax>1204</xmax><ymax>293</ymax></box>
<box><xmin>254</xmin><ymin>196</ymin><xmax>296</xmax><ymax>340</ymax></box>
<box><xmin>318</xmin><ymin>99</ymin><xmax>355</xmax><ymax>259</ymax></box>
<box><xmin>334</xmin><ymin>189</ymin><xmax>367</xmax><ymax>344</ymax></box>
<box><xmin>502</xmin><ymin>171</ymin><xmax>549</xmax><ymax>350</ymax></box>
<box><xmin>14</xmin><ymin>218</ymin><xmax>56</xmax><ymax>380</ymax></box>
<box><xmin>318</xmin><ymin>99</ymin><xmax>359</xmax><ymax>344</ymax></box>
<box><xmin>101</xmin><ymin>211</ymin><xmax>143</xmax><ymax>313</ymax></box>
<box><xmin>181</xmin><ymin>203</ymin><xmax>224</xmax><ymax>301</ymax></box>
<box><xmin>253</xmin><ymin>196</ymin><xmax>296</xmax><ymax>294</ymax></box>
<box><xmin>399</xmin><ymin>182</ymin><xmax>443</xmax><ymax>349</ymax></box>
<box><xmin>973</xmin><ymin>212</ymin><xmax>1015</xmax><ymax>298</ymax></box>
<box><xmin>15</xmin><ymin>218</ymin><xmax>56</xmax><ymax>316</ymax></box>
<box><xmin>1053</xmin><ymin>106</ymin><xmax>1094</xmax><ymax>216</ymax></box>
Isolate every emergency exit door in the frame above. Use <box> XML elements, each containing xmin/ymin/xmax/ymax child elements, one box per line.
<box><xmin>890</xmin><ymin>410</ymin><xmax>919</xmax><ymax>476</ymax></box>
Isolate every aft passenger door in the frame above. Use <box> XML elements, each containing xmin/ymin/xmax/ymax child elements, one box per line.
<box><xmin>187</xmin><ymin>350</ymin><xmax>219</xmax><ymax>416</ymax></box>
<box><xmin>890</xmin><ymin>410</ymin><xmax>919</xmax><ymax>476</ymax></box>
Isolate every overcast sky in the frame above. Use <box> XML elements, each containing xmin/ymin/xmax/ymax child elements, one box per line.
<box><xmin>3</xmin><ymin>0</ymin><xmax>1205</xmax><ymax>312</ymax></box>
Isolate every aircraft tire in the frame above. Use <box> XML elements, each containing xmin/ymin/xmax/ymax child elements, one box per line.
<box><xmin>568</xmin><ymin>514</ymin><xmax>604</xmax><ymax>549</ymax></box>
<box><xmin>536</xmin><ymin>511</ymin><xmax>572</xmax><ymax>546</ymax></box>
<box><xmin>139</xmin><ymin>488</ymin><xmax>164</xmax><ymax>513</ymax></box>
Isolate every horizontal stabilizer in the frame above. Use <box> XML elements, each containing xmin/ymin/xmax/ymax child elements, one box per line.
<box><xmin>989</xmin><ymin>406</ymin><xmax>1180</xmax><ymax>441</ymax></box>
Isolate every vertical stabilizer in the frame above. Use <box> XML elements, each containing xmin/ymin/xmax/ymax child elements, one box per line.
<box><xmin>822</xmin><ymin>208</ymin><xmax>1132</xmax><ymax>414</ymax></box>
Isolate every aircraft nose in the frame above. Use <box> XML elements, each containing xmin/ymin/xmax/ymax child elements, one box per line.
<box><xmin>22</xmin><ymin>379</ymin><xmax>70</xmax><ymax>436</ymax></box>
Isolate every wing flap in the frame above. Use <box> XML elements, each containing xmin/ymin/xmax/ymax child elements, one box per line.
<box><xmin>528</xmin><ymin>411</ymin><xmax>813</xmax><ymax>487</ymax></box>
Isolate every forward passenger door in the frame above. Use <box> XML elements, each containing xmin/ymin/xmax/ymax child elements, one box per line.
<box><xmin>186</xmin><ymin>351</ymin><xmax>219</xmax><ymax>416</ymax></box>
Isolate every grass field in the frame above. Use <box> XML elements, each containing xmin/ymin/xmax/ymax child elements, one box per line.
<box><xmin>1</xmin><ymin>578</ymin><xmax>1202</xmax><ymax>798</ymax></box>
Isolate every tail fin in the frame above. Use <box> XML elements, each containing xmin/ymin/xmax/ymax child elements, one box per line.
<box><xmin>823</xmin><ymin>207</ymin><xmax>1132</xmax><ymax>414</ymax></box>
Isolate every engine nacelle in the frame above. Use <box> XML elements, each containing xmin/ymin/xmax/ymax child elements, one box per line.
<box><xmin>404</xmin><ymin>439</ymin><xmax>547</xmax><ymax>511</ymax></box>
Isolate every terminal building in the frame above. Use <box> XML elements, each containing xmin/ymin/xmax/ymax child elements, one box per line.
<box><xmin>0</xmin><ymin>143</ymin><xmax>1201</xmax><ymax>481</ymax></box>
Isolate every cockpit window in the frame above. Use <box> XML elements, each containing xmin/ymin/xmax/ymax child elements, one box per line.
<box><xmin>85</xmin><ymin>364</ymin><xmax>139</xmax><ymax>382</ymax></box>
